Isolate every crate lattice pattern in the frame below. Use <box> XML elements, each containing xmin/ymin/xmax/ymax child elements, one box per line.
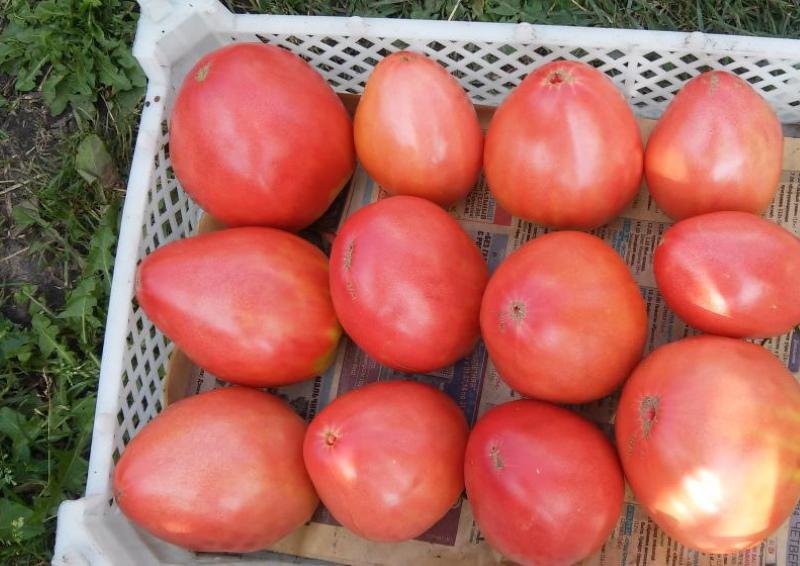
<box><xmin>232</xmin><ymin>33</ymin><xmax>800</xmax><ymax>121</ymax></box>
<box><xmin>113</xmin><ymin>124</ymin><xmax>202</xmax><ymax>464</ymax></box>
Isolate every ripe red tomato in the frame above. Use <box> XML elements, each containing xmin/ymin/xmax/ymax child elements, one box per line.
<box><xmin>136</xmin><ymin>227</ymin><xmax>341</xmax><ymax>387</ymax></box>
<box><xmin>113</xmin><ymin>387</ymin><xmax>318</xmax><ymax>552</ymax></box>
<box><xmin>354</xmin><ymin>51</ymin><xmax>483</xmax><ymax>205</ymax></box>
<box><xmin>465</xmin><ymin>400</ymin><xmax>623</xmax><ymax>565</ymax></box>
<box><xmin>480</xmin><ymin>231</ymin><xmax>647</xmax><ymax>403</ymax></box>
<box><xmin>329</xmin><ymin>196</ymin><xmax>488</xmax><ymax>373</ymax></box>
<box><xmin>484</xmin><ymin>60</ymin><xmax>643</xmax><ymax>228</ymax></box>
<box><xmin>170</xmin><ymin>43</ymin><xmax>355</xmax><ymax>230</ymax></box>
<box><xmin>303</xmin><ymin>380</ymin><xmax>468</xmax><ymax>541</ymax></box>
<box><xmin>654</xmin><ymin>211</ymin><xmax>800</xmax><ymax>338</ymax></box>
<box><xmin>645</xmin><ymin>70</ymin><xmax>782</xmax><ymax>220</ymax></box>
<box><xmin>616</xmin><ymin>336</ymin><xmax>800</xmax><ymax>553</ymax></box>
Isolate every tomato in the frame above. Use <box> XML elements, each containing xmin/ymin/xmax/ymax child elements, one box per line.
<box><xmin>113</xmin><ymin>387</ymin><xmax>318</xmax><ymax>552</ymax></box>
<box><xmin>170</xmin><ymin>43</ymin><xmax>355</xmax><ymax>230</ymax></box>
<box><xmin>354</xmin><ymin>51</ymin><xmax>483</xmax><ymax>206</ymax></box>
<box><xmin>615</xmin><ymin>336</ymin><xmax>800</xmax><ymax>553</ymax></box>
<box><xmin>480</xmin><ymin>231</ymin><xmax>647</xmax><ymax>403</ymax></box>
<box><xmin>136</xmin><ymin>227</ymin><xmax>341</xmax><ymax>387</ymax></box>
<box><xmin>303</xmin><ymin>380</ymin><xmax>468</xmax><ymax>541</ymax></box>
<box><xmin>465</xmin><ymin>400</ymin><xmax>623</xmax><ymax>565</ymax></box>
<box><xmin>329</xmin><ymin>196</ymin><xmax>488</xmax><ymax>373</ymax></box>
<box><xmin>654</xmin><ymin>211</ymin><xmax>800</xmax><ymax>338</ymax></box>
<box><xmin>484</xmin><ymin>60</ymin><xmax>643</xmax><ymax>229</ymax></box>
<box><xmin>645</xmin><ymin>70</ymin><xmax>782</xmax><ymax>220</ymax></box>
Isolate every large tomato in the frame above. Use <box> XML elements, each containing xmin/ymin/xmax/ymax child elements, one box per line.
<box><xmin>113</xmin><ymin>387</ymin><xmax>318</xmax><ymax>552</ymax></box>
<box><xmin>465</xmin><ymin>400</ymin><xmax>623</xmax><ymax>566</ymax></box>
<box><xmin>170</xmin><ymin>43</ymin><xmax>355</xmax><ymax>230</ymax></box>
<box><xmin>484</xmin><ymin>60</ymin><xmax>643</xmax><ymax>228</ymax></box>
<box><xmin>303</xmin><ymin>380</ymin><xmax>468</xmax><ymax>541</ymax></box>
<box><xmin>654</xmin><ymin>211</ymin><xmax>800</xmax><ymax>338</ymax></box>
<box><xmin>136</xmin><ymin>227</ymin><xmax>341</xmax><ymax>387</ymax></box>
<box><xmin>354</xmin><ymin>51</ymin><xmax>483</xmax><ymax>205</ymax></box>
<box><xmin>616</xmin><ymin>336</ymin><xmax>800</xmax><ymax>553</ymax></box>
<box><xmin>645</xmin><ymin>70</ymin><xmax>782</xmax><ymax>220</ymax></box>
<box><xmin>329</xmin><ymin>196</ymin><xmax>488</xmax><ymax>373</ymax></box>
<box><xmin>480</xmin><ymin>231</ymin><xmax>647</xmax><ymax>403</ymax></box>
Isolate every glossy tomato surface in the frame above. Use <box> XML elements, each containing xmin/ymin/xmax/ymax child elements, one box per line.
<box><xmin>113</xmin><ymin>387</ymin><xmax>318</xmax><ymax>552</ymax></box>
<box><xmin>465</xmin><ymin>400</ymin><xmax>623</xmax><ymax>566</ymax></box>
<box><xmin>655</xmin><ymin>211</ymin><xmax>800</xmax><ymax>338</ymax></box>
<box><xmin>136</xmin><ymin>227</ymin><xmax>341</xmax><ymax>387</ymax></box>
<box><xmin>484</xmin><ymin>60</ymin><xmax>643</xmax><ymax>228</ymax></box>
<box><xmin>480</xmin><ymin>231</ymin><xmax>647</xmax><ymax>403</ymax></box>
<box><xmin>616</xmin><ymin>336</ymin><xmax>800</xmax><ymax>553</ymax></box>
<box><xmin>303</xmin><ymin>380</ymin><xmax>468</xmax><ymax>541</ymax></box>
<box><xmin>645</xmin><ymin>70</ymin><xmax>782</xmax><ymax>220</ymax></box>
<box><xmin>354</xmin><ymin>51</ymin><xmax>483</xmax><ymax>205</ymax></box>
<box><xmin>170</xmin><ymin>43</ymin><xmax>354</xmax><ymax>230</ymax></box>
<box><xmin>329</xmin><ymin>196</ymin><xmax>488</xmax><ymax>373</ymax></box>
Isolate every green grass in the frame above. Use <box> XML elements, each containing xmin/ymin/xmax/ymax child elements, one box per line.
<box><xmin>0</xmin><ymin>0</ymin><xmax>797</xmax><ymax>563</ymax></box>
<box><xmin>0</xmin><ymin>0</ymin><xmax>139</xmax><ymax>563</ymax></box>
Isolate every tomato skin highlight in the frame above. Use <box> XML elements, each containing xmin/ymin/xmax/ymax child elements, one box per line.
<box><xmin>329</xmin><ymin>195</ymin><xmax>488</xmax><ymax>373</ymax></box>
<box><xmin>480</xmin><ymin>231</ymin><xmax>647</xmax><ymax>403</ymax></box>
<box><xmin>465</xmin><ymin>400</ymin><xmax>623</xmax><ymax>566</ymax></box>
<box><xmin>654</xmin><ymin>211</ymin><xmax>800</xmax><ymax>338</ymax></box>
<box><xmin>136</xmin><ymin>227</ymin><xmax>341</xmax><ymax>387</ymax></box>
<box><xmin>303</xmin><ymin>380</ymin><xmax>469</xmax><ymax>542</ymax></box>
<box><xmin>615</xmin><ymin>336</ymin><xmax>800</xmax><ymax>554</ymax></box>
<box><xmin>170</xmin><ymin>43</ymin><xmax>355</xmax><ymax>230</ymax></box>
<box><xmin>113</xmin><ymin>387</ymin><xmax>318</xmax><ymax>553</ymax></box>
<box><xmin>353</xmin><ymin>51</ymin><xmax>483</xmax><ymax>206</ymax></box>
<box><xmin>645</xmin><ymin>70</ymin><xmax>782</xmax><ymax>220</ymax></box>
<box><xmin>484</xmin><ymin>60</ymin><xmax>643</xmax><ymax>229</ymax></box>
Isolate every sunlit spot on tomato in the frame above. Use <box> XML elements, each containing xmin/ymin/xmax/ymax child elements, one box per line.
<box><xmin>566</xmin><ymin>103</ymin><xmax>603</xmax><ymax>191</ymax></box>
<box><xmin>381</xmin><ymin>491</ymin><xmax>402</xmax><ymax>507</ymax></box>
<box><xmin>655</xmin><ymin>467</ymin><xmax>724</xmax><ymax>526</ymax></box>
<box><xmin>652</xmin><ymin>148</ymin><xmax>690</xmax><ymax>184</ymax></box>
<box><xmin>690</xmin><ymin>271</ymin><xmax>731</xmax><ymax>317</ymax></box>
<box><xmin>670</xmin><ymin>498</ymin><xmax>690</xmax><ymax>522</ymax></box>
<box><xmin>654</xmin><ymin>455</ymin><xmax>782</xmax><ymax>546</ymax></box>
<box><xmin>736</xmin><ymin>278</ymin><xmax>766</xmax><ymax>306</ymax></box>
<box><xmin>709</xmin><ymin>150</ymin><xmax>745</xmax><ymax>184</ymax></box>
<box><xmin>335</xmin><ymin>456</ymin><xmax>358</xmax><ymax>482</ymax></box>
<box><xmin>683</xmin><ymin>468</ymin><xmax>723</xmax><ymax>514</ymax></box>
<box><xmin>161</xmin><ymin>519</ymin><xmax>194</xmax><ymax>535</ymax></box>
<box><xmin>380</xmin><ymin>77</ymin><xmax>450</xmax><ymax>167</ymax></box>
<box><xmin>535</xmin><ymin>323</ymin><xmax>570</xmax><ymax>350</ymax></box>
<box><xmin>385</xmin><ymin>279</ymin><xmax>434</xmax><ymax>336</ymax></box>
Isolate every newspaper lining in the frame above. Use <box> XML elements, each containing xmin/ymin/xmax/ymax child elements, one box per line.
<box><xmin>166</xmin><ymin>118</ymin><xmax>800</xmax><ymax>566</ymax></box>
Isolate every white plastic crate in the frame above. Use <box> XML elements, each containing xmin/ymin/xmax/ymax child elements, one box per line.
<box><xmin>53</xmin><ymin>1</ymin><xmax>800</xmax><ymax>564</ymax></box>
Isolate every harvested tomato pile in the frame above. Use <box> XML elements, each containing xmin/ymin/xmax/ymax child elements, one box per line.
<box><xmin>112</xmin><ymin>43</ymin><xmax>800</xmax><ymax>564</ymax></box>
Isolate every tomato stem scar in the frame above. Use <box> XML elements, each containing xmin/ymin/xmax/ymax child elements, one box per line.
<box><xmin>344</xmin><ymin>241</ymin><xmax>354</xmax><ymax>271</ymax></box>
<box><xmin>510</xmin><ymin>301</ymin><xmax>526</xmax><ymax>322</ymax></box>
<box><xmin>639</xmin><ymin>396</ymin><xmax>659</xmax><ymax>437</ymax></box>
<box><xmin>546</xmin><ymin>69</ymin><xmax>572</xmax><ymax>85</ymax></box>
<box><xmin>490</xmin><ymin>445</ymin><xmax>504</xmax><ymax>469</ymax></box>
<box><xmin>195</xmin><ymin>63</ymin><xmax>211</xmax><ymax>82</ymax></box>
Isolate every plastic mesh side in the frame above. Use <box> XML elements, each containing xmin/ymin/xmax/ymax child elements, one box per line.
<box><xmin>112</xmin><ymin>123</ymin><xmax>200</xmax><ymax>464</ymax></box>
<box><xmin>217</xmin><ymin>31</ymin><xmax>800</xmax><ymax>122</ymax></box>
